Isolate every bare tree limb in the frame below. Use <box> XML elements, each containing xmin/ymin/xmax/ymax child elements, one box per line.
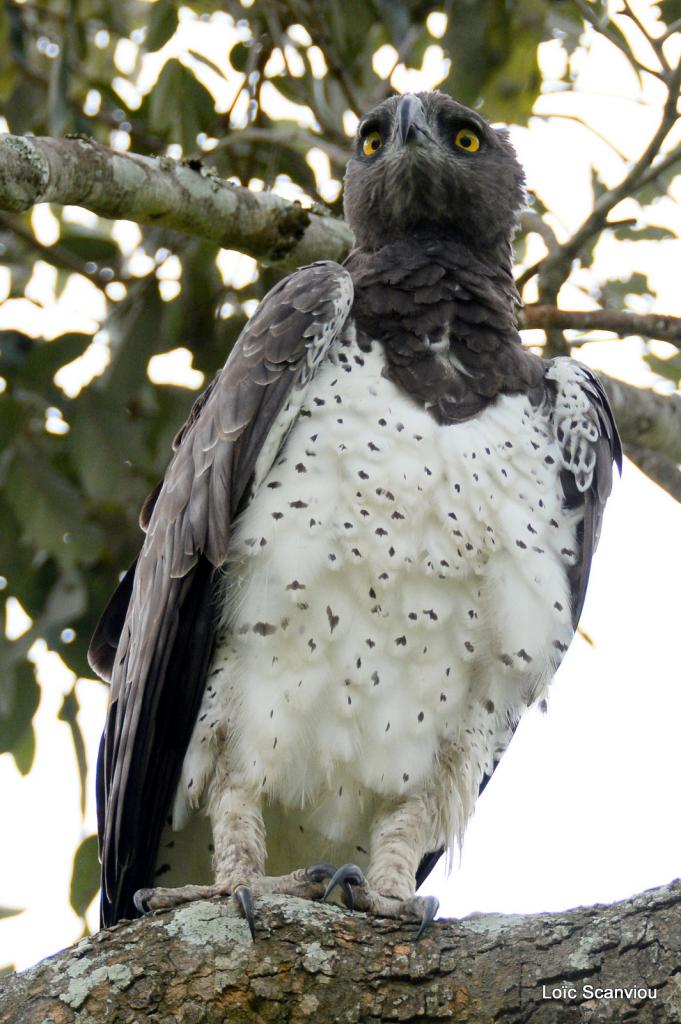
<box><xmin>625</xmin><ymin>445</ymin><xmax>681</xmax><ymax>500</ymax></box>
<box><xmin>524</xmin><ymin>59</ymin><xmax>681</xmax><ymax>298</ymax></box>
<box><xmin>521</xmin><ymin>305</ymin><xmax>681</xmax><ymax>347</ymax></box>
<box><xmin>1</xmin><ymin>132</ymin><xmax>679</xmax><ymax>500</ymax></box>
<box><xmin>1</xmin><ymin>884</ymin><xmax>679</xmax><ymax>1023</ymax></box>
<box><xmin>0</xmin><ymin>133</ymin><xmax>354</xmax><ymax>268</ymax></box>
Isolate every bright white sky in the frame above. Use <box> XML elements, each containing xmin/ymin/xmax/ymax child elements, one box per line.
<box><xmin>1</xmin><ymin>3</ymin><xmax>680</xmax><ymax>971</ymax></box>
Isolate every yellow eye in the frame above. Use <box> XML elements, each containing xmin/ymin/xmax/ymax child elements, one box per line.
<box><xmin>362</xmin><ymin>131</ymin><xmax>383</xmax><ymax>157</ymax></box>
<box><xmin>455</xmin><ymin>128</ymin><xmax>480</xmax><ymax>153</ymax></box>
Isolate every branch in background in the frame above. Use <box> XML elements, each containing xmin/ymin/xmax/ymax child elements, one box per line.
<box><xmin>0</xmin><ymin>134</ymin><xmax>354</xmax><ymax>268</ymax></box>
<box><xmin>625</xmin><ymin>445</ymin><xmax>681</xmax><ymax>501</ymax></box>
<box><xmin>1</xmin><ymin>132</ymin><xmax>679</xmax><ymax>502</ymax></box>
<box><xmin>1</xmin><ymin>885</ymin><xmax>679</xmax><ymax>1022</ymax></box>
<box><xmin>571</xmin><ymin>0</ymin><xmax>666</xmax><ymax>80</ymax></box>
<box><xmin>521</xmin><ymin>305</ymin><xmax>681</xmax><ymax>347</ymax></box>
<box><xmin>0</xmin><ymin>211</ymin><xmax>124</xmax><ymax>292</ymax></box>
<box><xmin>526</xmin><ymin>58</ymin><xmax>681</xmax><ymax>299</ymax></box>
<box><xmin>600</xmin><ymin>376</ymin><xmax>681</xmax><ymax>499</ymax></box>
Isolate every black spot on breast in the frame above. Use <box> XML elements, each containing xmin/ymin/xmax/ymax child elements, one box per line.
<box><xmin>395</xmin><ymin>635</ymin><xmax>407</xmax><ymax>646</ymax></box>
<box><xmin>286</xmin><ymin>580</ymin><xmax>305</xmax><ymax>590</ymax></box>
<box><xmin>254</xmin><ymin>622</ymin><xmax>277</xmax><ymax>637</ymax></box>
<box><xmin>289</xmin><ymin>500</ymin><xmax>308</xmax><ymax>509</ymax></box>
<box><xmin>295</xmin><ymin>463</ymin><xmax>307</xmax><ymax>473</ymax></box>
<box><xmin>272</xmin><ymin>511</ymin><xmax>284</xmax><ymax>520</ymax></box>
<box><xmin>267</xmin><ymin>481</ymin><xmax>281</xmax><ymax>489</ymax></box>
<box><xmin>326</xmin><ymin>606</ymin><xmax>340</xmax><ymax>633</ymax></box>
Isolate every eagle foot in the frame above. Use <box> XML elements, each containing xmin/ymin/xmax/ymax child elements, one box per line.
<box><xmin>133</xmin><ymin>864</ymin><xmax>344</xmax><ymax>937</ymax></box>
<box><xmin>323</xmin><ymin>862</ymin><xmax>440</xmax><ymax>938</ymax></box>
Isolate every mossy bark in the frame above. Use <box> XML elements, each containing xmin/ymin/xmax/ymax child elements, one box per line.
<box><xmin>1</xmin><ymin>882</ymin><xmax>679</xmax><ymax>1023</ymax></box>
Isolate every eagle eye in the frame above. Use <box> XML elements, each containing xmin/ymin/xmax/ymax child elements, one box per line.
<box><xmin>362</xmin><ymin>131</ymin><xmax>383</xmax><ymax>157</ymax></box>
<box><xmin>454</xmin><ymin>128</ymin><xmax>480</xmax><ymax>153</ymax></box>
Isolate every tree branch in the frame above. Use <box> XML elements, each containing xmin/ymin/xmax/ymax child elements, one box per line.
<box><xmin>0</xmin><ymin>134</ymin><xmax>354</xmax><ymax>268</ymax></box>
<box><xmin>521</xmin><ymin>304</ymin><xmax>681</xmax><ymax>347</ymax></box>
<box><xmin>600</xmin><ymin>376</ymin><xmax>681</xmax><ymax>465</ymax></box>
<box><xmin>0</xmin><ymin>884</ymin><xmax>679</xmax><ymax>1022</ymax></box>
<box><xmin>2</xmin><ymin>133</ymin><xmax>679</xmax><ymax>500</ymax></box>
<box><xmin>526</xmin><ymin>59</ymin><xmax>681</xmax><ymax>298</ymax></box>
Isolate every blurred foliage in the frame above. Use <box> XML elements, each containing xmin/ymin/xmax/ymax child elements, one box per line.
<box><xmin>0</xmin><ymin>0</ymin><xmax>678</xmax><ymax>934</ymax></box>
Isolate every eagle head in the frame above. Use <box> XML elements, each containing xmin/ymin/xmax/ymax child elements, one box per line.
<box><xmin>343</xmin><ymin>91</ymin><xmax>525</xmax><ymax>253</ymax></box>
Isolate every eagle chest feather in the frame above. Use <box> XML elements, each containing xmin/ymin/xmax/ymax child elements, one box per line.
<box><xmin>175</xmin><ymin>327</ymin><xmax>576</xmax><ymax>857</ymax></box>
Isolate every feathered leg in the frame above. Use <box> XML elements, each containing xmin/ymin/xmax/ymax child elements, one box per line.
<box><xmin>323</xmin><ymin>794</ymin><xmax>440</xmax><ymax>937</ymax></box>
<box><xmin>133</xmin><ymin>784</ymin><xmax>334</xmax><ymax>935</ymax></box>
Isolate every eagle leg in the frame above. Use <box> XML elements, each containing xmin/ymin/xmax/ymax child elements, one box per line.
<box><xmin>323</xmin><ymin>863</ymin><xmax>440</xmax><ymax>937</ymax></box>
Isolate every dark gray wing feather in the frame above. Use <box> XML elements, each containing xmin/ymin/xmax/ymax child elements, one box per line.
<box><xmin>90</xmin><ymin>261</ymin><xmax>353</xmax><ymax>926</ymax></box>
<box><xmin>545</xmin><ymin>358</ymin><xmax>622</xmax><ymax>627</ymax></box>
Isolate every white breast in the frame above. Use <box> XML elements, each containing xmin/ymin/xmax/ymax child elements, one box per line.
<box><xmin>174</xmin><ymin>331</ymin><xmax>577</xmax><ymax>860</ymax></box>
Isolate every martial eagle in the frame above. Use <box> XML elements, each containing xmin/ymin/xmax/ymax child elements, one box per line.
<box><xmin>90</xmin><ymin>91</ymin><xmax>621</xmax><ymax>935</ymax></box>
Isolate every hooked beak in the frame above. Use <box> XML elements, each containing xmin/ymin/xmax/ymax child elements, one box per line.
<box><xmin>396</xmin><ymin>93</ymin><xmax>430</xmax><ymax>146</ymax></box>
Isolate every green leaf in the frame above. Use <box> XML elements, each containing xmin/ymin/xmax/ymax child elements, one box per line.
<box><xmin>645</xmin><ymin>352</ymin><xmax>681</xmax><ymax>383</ymax></box>
<box><xmin>611</xmin><ymin>223</ymin><xmax>676</xmax><ymax>241</ymax></box>
<box><xmin>441</xmin><ymin>0</ymin><xmax>549</xmax><ymax>124</ymax></box>
<box><xmin>105</xmin><ymin>278</ymin><xmax>166</xmax><ymax>399</ymax></box>
<box><xmin>0</xmin><ymin>655</ymin><xmax>40</xmax><ymax>770</ymax></box>
<box><xmin>146</xmin><ymin>0</ymin><xmax>178</xmax><ymax>52</ymax></box>
<box><xmin>656</xmin><ymin>0</ymin><xmax>681</xmax><ymax>25</ymax></box>
<box><xmin>68</xmin><ymin>388</ymin><xmax>147</xmax><ymax>506</ymax></box>
<box><xmin>59</xmin><ymin>687</ymin><xmax>88</xmax><ymax>816</ymax></box>
<box><xmin>0</xmin><ymin>907</ymin><xmax>22</xmax><ymax>920</ymax></box>
<box><xmin>69</xmin><ymin>834</ymin><xmax>100</xmax><ymax>918</ymax></box>
<box><xmin>599</xmin><ymin>272</ymin><xmax>653</xmax><ymax>307</ymax></box>
<box><xmin>58</xmin><ymin>229</ymin><xmax>120</xmax><ymax>264</ymax></box>
<box><xmin>11</xmin><ymin>722</ymin><xmax>35</xmax><ymax>775</ymax></box>
<box><xmin>188</xmin><ymin>49</ymin><xmax>227</xmax><ymax>80</ymax></box>
<box><xmin>21</xmin><ymin>332</ymin><xmax>92</xmax><ymax>389</ymax></box>
<box><xmin>228</xmin><ymin>40</ymin><xmax>250</xmax><ymax>74</ymax></box>
<box><xmin>149</xmin><ymin>59</ymin><xmax>216</xmax><ymax>152</ymax></box>
<box><xmin>4</xmin><ymin>438</ymin><xmax>105</xmax><ymax>568</ymax></box>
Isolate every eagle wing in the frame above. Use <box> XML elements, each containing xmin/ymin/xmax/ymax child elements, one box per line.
<box><xmin>90</xmin><ymin>261</ymin><xmax>353</xmax><ymax>925</ymax></box>
<box><xmin>545</xmin><ymin>358</ymin><xmax>622</xmax><ymax>627</ymax></box>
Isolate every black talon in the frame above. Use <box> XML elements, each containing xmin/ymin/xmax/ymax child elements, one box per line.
<box><xmin>306</xmin><ymin>863</ymin><xmax>338</xmax><ymax>884</ymax></box>
<box><xmin>234</xmin><ymin>885</ymin><xmax>256</xmax><ymax>940</ymax></box>
<box><xmin>133</xmin><ymin>889</ymin><xmax>150</xmax><ymax>914</ymax></box>
<box><xmin>415</xmin><ymin>895</ymin><xmax>439</xmax><ymax>940</ymax></box>
<box><xmin>323</xmin><ymin>863</ymin><xmax>365</xmax><ymax>910</ymax></box>
<box><xmin>307</xmin><ymin>863</ymin><xmax>353</xmax><ymax>906</ymax></box>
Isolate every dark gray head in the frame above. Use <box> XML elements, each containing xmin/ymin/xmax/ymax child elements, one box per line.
<box><xmin>343</xmin><ymin>91</ymin><xmax>525</xmax><ymax>253</ymax></box>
